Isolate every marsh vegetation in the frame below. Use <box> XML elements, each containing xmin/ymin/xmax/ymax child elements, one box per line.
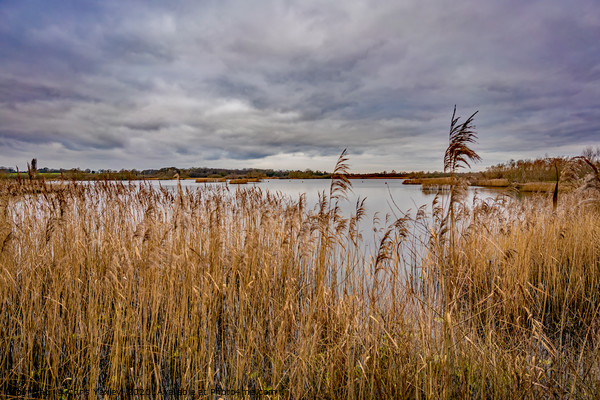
<box><xmin>1</xmin><ymin>112</ymin><xmax>600</xmax><ymax>399</ymax></box>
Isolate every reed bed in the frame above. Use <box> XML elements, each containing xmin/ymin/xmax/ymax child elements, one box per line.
<box><xmin>194</xmin><ymin>178</ymin><xmax>226</xmax><ymax>183</ymax></box>
<box><xmin>1</xmin><ymin>177</ymin><xmax>599</xmax><ymax>399</ymax></box>
<box><xmin>227</xmin><ymin>178</ymin><xmax>262</xmax><ymax>184</ymax></box>
<box><xmin>420</xmin><ymin>177</ymin><xmax>454</xmax><ymax>187</ymax></box>
<box><xmin>401</xmin><ymin>178</ymin><xmax>423</xmax><ymax>185</ymax></box>
<box><xmin>472</xmin><ymin>178</ymin><xmax>510</xmax><ymax>187</ymax></box>
<box><xmin>403</xmin><ymin>177</ymin><xmax>454</xmax><ymax>187</ymax></box>
<box><xmin>229</xmin><ymin>179</ymin><xmax>249</xmax><ymax>184</ymax></box>
<box><xmin>516</xmin><ymin>181</ymin><xmax>569</xmax><ymax>192</ymax></box>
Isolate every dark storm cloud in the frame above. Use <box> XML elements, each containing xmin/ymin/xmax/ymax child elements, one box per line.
<box><xmin>0</xmin><ymin>0</ymin><xmax>599</xmax><ymax>171</ymax></box>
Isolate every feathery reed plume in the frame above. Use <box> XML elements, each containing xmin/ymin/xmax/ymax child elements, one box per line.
<box><xmin>563</xmin><ymin>148</ymin><xmax>600</xmax><ymax>203</ymax></box>
<box><xmin>572</xmin><ymin>153</ymin><xmax>600</xmax><ymax>186</ymax></box>
<box><xmin>444</xmin><ymin>106</ymin><xmax>481</xmax><ymax>174</ymax></box>
<box><xmin>15</xmin><ymin>166</ymin><xmax>22</xmax><ymax>185</ymax></box>
<box><xmin>329</xmin><ymin>148</ymin><xmax>352</xmax><ymax>203</ymax></box>
<box><xmin>438</xmin><ymin>106</ymin><xmax>482</xmax><ymax>318</ymax></box>
<box><xmin>442</xmin><ymin>106</ymin><xmax>481</xmax><ymax>236</ymax></box>
<box><xmin>26</xmin><ymin>162</ymin><xmax>33</xmax><ymax>181</ymax></box>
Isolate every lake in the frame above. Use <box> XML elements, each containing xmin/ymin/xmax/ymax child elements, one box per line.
<box><xmin>147</xmin><ymin>178</ymin><xmax>505</xmax><ymax>213</ymax></box>
<box><xmin>143</xmin><ymin>178</ymin><xmax>507</xmax><ymax>253</ymax></box>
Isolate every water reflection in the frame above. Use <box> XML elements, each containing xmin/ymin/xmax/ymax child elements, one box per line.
<box><xmin>146</xmin><ymin>178</ymin><xmax>505</xmax><ymax>215</ymax></box>
<box><xmin>142</xmin><ymin>179</ymin><xmax>507</xmax><ymax>253</ymax></box>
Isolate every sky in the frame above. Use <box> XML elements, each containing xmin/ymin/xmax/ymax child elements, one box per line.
<box><xmin>1</xmin><ymin>0</ymin><xmax>599</xmax><ymax>173</ymax></box>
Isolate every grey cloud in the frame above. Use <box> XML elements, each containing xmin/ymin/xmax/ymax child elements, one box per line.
<box><xmin>0</xmin><ymin>0</ymin><xmax>599</xmax><ymax>171</ymax></box>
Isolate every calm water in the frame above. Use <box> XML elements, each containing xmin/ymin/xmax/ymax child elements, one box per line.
<box><xmin>146</xmin><ymin>179</ymin><xmax>506</xmax><ymax>252</ymax></box>
<box><xmin>149</xmin><ymin>178</ymin><xmax>503</xmax><ymax>215</ymax></box>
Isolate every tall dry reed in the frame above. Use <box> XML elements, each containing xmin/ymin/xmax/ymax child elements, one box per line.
<box><xmin>1</xmin><ymin>167</ymin><xmax>599</xmax><ymax>399</ymax></box>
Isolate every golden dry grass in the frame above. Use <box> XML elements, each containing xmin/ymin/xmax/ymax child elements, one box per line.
<box><xmin>402</xmin><ymin>178</ymin><xmax>423</xmax><ymax>185</ymax></box>
<box><xmin>1</xmin><ymin>178</ymin><xmax>599</xmax><ymax>399</ymax></box>
<box><xmin>420</xmin><ymin>177</ymin><xmax>455</xmax><ymax>189</ymax></box>
<box><xmin>473</xmin><ymin>178</ymin><xmax>510</xmax><ymax>187</ymax></box>
<box><xmin>403</xmin><ymin>177</ymin><xmax>454</xmax><ymax>187</ymax></box>
<box><xmin>195</xmin><ymin>178</ymin><xmax>226</xmax><ymax>183</ymax></box>
<box><xmin>517</xmin><ymin>181</ymin><xmax>567</xmax><ymax>192</ymax></box>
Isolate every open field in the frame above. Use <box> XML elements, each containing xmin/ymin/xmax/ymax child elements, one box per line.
<box><xmin>1</xmin><ymin>177</ymin><xmax>600</xmax><ymax>398</ymax></box>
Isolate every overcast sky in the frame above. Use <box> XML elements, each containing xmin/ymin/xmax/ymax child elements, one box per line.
<box><xmin>1</xmin><ymin>0</ymin><xmax>599</xmax><ymax>172</ymax></box>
